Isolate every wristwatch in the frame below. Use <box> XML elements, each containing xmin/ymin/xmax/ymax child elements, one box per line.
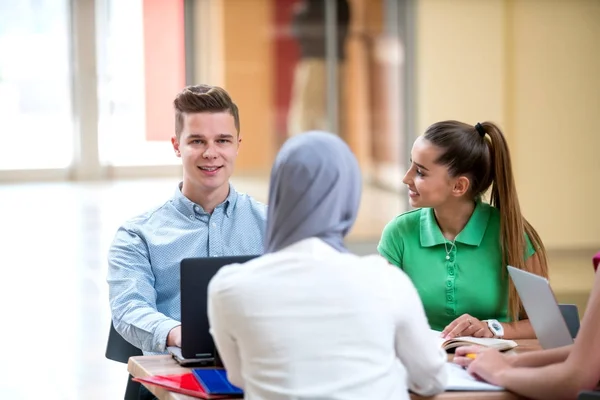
<box><xmin>485</xmin><ymin>319</ymin><xmax>504</xmax><ymax>338</ymax></box>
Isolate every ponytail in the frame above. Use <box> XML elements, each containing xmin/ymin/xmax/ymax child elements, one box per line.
<box><xmin>481</xmin><ymin>122</ymin><xmax>549</xmax><ymax>320</ymax></box>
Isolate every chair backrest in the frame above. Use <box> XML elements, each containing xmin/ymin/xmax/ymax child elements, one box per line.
<box><xmin>558</xmin><ymin>304</ymin><xmax>580</xmax><ymax>338</ymax></box>
<box><xmin>105</xmin><ymin>321</ymin><xmax>143</xmax><ymax>363</ymax></box>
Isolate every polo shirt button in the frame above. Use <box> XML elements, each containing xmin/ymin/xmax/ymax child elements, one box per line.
<box><xmin>447</xmin><ymin>295</ymin><xmax>453</xmax><ymax>301</ymax></box>
<box><xmin>446</xmin><ymin>281</ymin><xmax>452</xmax><ymax>287</ymax></box>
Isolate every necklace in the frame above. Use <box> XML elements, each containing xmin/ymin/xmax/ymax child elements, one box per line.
<box><xmin>444</xmin><ymin>239</ymin><xmax>456</xmax><ymax>260</ymax></box>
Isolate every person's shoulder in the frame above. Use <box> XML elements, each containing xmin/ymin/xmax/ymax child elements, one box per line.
<box><xmin>118</xmin><ymin>200</ymin><xmax>172</xmax><ymax>233</ymax></box>
<box><xmin>396</xmin><ymin>207</ymin><xmax>425</xmax><ymax>222</ymax></box>
<box><xmin>480</xmin><ymin>201</ymin><xmax>500</xmax><ymax>226</ymax></box>
<box><xmin>383</xmin><ymin>207</ymin><xmax>424</xmax><ymax>232</ymax></box>
<box><xmin>232</xmin><ymin>190</ymin><xmax>267</xmax><ymax>219</ymax></box>
<box><xmin>479</xmin><ymin>200</ymin><xmax>498</xmax><ymax>214</ymax></box>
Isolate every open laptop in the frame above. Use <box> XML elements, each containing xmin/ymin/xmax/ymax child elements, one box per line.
<box><xmin>168</xmin><ymin>255</ymin><xmax>259</xmax><ymax>366</ymax></box>
<box><xmin>507</xmin><ymin>265</ymin><xmax>574</xmax><ymax>349</ymax></box>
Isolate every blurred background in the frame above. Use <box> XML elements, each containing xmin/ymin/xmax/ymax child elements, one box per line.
<box><xmin>0</xmin><ymin>0</ymin><xmax>598</xmax><ymax>398</ymax></box>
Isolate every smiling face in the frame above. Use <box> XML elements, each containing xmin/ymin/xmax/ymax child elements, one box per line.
<box><xmin>172</xmin><ymin>111</ymin><xmax>240</xmax><ymax>199</ymax></box>
<box><xmin>403</xmin><ymin>135</ymin><xmax>459</xmax><ymax>208</ymax></box>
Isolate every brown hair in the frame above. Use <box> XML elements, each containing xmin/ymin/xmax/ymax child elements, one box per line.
<box><xmin>173</xmin><ymin>84</ymin><xmax>240</xmax><ymax>139</ymax></box>
<box><xmin>424</xmin><ymin>120</ymin><xmax>548</xmax><ymax>320</ymax></box>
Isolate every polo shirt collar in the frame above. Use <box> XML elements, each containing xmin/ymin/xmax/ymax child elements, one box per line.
<box><xmin>420</xmin><ymin>200</ymin><xmax>491</xmax><ymax>247</ymax></box>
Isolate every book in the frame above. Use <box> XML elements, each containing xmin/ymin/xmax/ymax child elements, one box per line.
<box><xmin>133</xmin><ymin>373</ymin><xmax>228</xmax><ymax>399</ymax></box>
<box><xmin>445</xmin><ymin>362</ymin><xmax>504</xmax><ymax>391</ymax></box>
<box><xmin>192</xmin><ymin>369</ymin><xmax>243</xmax><ymax>397</ymax></box>
<box><xmin>431</xmin><ymin>329</ymin><xmax>518</xmax><ymax>352</ymax></box>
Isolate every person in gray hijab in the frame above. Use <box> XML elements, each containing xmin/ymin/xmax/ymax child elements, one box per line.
<box><xmin>264</xmin><ymin>130</ymin><xmax>361</xmax><ymax>253</ymax></box>
<box><xmin>207</xmin><ymin>131</ymin><xmax>447</xmax><ymax>400</ymax></box>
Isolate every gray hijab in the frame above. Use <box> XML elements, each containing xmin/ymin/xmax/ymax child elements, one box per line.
<box><xmin>264</xmin><ymin>131</ymin><xmax>361</xmax><ymax>253</ymax></box>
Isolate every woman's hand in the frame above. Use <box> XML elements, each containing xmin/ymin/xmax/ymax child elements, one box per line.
<box><xmin>442</xmin><ymin>313</ymin><xmax>493</xmax><ymax>339</ymax></box>
<box><xmin>453</xmin><ymin>345</ymin><xmax>486</xmax><ymax>368</ymax></box>
<box><xmin>455</xmin><ymin>347</ymin><xmax>512</xmax><ymax>387</ymax></box>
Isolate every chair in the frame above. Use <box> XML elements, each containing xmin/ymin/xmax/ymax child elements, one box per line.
<box><xmin>105</xmin><ymin>321</ymin><xmax>143</xmax><ymax>400</ymax></box>
<box><xmin>558</xmin><ymin>303</ymin><xmax>580</xmax><ymax>338</ymax></box>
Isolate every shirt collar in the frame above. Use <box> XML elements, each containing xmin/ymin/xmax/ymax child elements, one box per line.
<box><xmin>172</xmin><ymin>182</ymin><xmax>238</xmax><ymax>217</ymax></box>
<box><xmin>420</xmin><ymin>200</ymin><xmax>491</xmax><ymax>247</ymax></box>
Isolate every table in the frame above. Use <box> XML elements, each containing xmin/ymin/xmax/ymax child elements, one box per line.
<box><xmin>128</xmin><ymin>339</ymin><xmax>541</xmax><ymax>400</ymax></box>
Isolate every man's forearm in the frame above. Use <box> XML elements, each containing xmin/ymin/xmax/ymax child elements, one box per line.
<box><xmin>114</xmin><ymin>309</ymin><xmax>181</xmax><ymax>353</ymax></box>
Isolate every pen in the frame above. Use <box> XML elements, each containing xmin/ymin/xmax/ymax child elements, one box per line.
<box><xmin>465</xmin><ymin>353</ymin><xmax>477</xmax><ymax>360</ymax></box>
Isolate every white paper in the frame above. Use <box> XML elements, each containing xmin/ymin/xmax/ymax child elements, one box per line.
<box><xmin>445</xmin><ymin>362</ymin><xmax>504</xmax><ymax>391</ymax></box>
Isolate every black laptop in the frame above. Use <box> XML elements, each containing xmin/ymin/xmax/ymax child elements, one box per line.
<box><xmin>167</xmin><ymin>255</ymin><xmax>259</xmax><ymax>366</ymax></box>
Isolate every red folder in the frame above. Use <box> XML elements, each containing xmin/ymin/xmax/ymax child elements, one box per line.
<box><xmin>133</xmin><ymin>373</ymin><xmax>227</xmax><ymax>399</ymax></box>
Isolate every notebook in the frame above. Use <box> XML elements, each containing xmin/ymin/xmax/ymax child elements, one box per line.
<box><xmin>132</xmin><ymin>373</ymin><xmax>227</xmax><ymax>399</ymax></box>
<box><xmin>192</xmin><ymin>369</ymin><xmax>243</xmax><ymax>397</ymax></box>
<box><xmin>445</xmin><ymin>362</ymin><xmax>504</xmax><ymax>391</ymax></box>
<box><xmin>431</xmin><ymin>329</ymin><xmax>518</xmax><ymax>352</ymax></box>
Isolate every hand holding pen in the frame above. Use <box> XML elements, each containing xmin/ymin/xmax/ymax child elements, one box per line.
<box><xmin>454</xmin><ymin>345</ymin><xmax>513</xmax><ymax>387</ymax></box>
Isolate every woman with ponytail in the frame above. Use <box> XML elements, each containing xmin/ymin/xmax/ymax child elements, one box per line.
<box><xmin>378</xmin><ymin>120</ymin><xmax>548</xmax><ymax>339</ymax></box>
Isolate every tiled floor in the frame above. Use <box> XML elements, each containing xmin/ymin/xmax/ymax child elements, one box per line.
<box><xmin>0</xmin><ymin>178</ymin><xmax>594</xmax><ymax>399</ymax></box>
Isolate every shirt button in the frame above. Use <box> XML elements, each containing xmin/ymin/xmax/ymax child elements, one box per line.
<box><xmin>189</xmin><ymin>214</ymin><xmax>194</xmax><ymax>219</ymax></box>
<box><xmin>446</xmin><ymin>281</ymin><xmax>452</xmax><ymax>287</ymax></box>
<box><xmin>447</xmin><ymin>295</ymin><xmax>453</xmax><ymax>302</ymax></box>
<box><xmin>211</xmin><ymin>222</ymin><xmax>216</xmax><ymax>227</ymax></box>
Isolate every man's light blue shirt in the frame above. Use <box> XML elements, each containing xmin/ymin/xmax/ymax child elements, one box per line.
<box><xmin>107</xmin><ymin>183</ymin><xmax>267</xmax><ymax>354</ymax></box>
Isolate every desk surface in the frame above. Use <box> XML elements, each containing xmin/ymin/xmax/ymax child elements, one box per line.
<box><xmin>128</xmin><ymin>339</ymin><xmax>541</xmax><ymax>400</ymax></box>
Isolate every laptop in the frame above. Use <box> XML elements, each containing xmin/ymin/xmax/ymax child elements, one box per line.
<box><xmin>167</xmin><ymin>255</ymin><xmax>259</xmax><ymax>366</ymax></box>
<box><xmin>507</xmin><ymin>266</ymin><xmax>574</xmax><ymax>349</ymax></box>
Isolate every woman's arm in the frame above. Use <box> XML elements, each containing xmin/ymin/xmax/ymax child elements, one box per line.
<box><xmin>442</xmin><ymin>315</ymin><xmax>535</xmax><ymax>340</ymax></box>
<box><xmin>499</xmin><ymin>319</ymin><xmax>536</xmax><ymax>340</ymax></box>
<box><xmin>455</xmin><ymin>344</ymin><xmax>572</xmax><ymax>369</ymax></box>
<box><xmin>461</xmin><ymin>268</ymin><xmax>600</xmax><ymax>400</ymax></box>
<box><xmin>510</xmin><ymin>345</ymin><xmax>572</xmax><ymax>368</ymax></box>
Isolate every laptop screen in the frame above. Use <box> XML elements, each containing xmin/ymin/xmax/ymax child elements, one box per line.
<box><xmin>180</xmin><ymin>255</ymin><xmax>259</xmax><ymax>359</ymax></box>
<box><xmin>507</xmin><ymin>265</ymin><xmax>573</xmax><ymax>349</ymax></box>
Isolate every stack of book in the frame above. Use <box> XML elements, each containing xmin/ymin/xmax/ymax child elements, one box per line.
<box><xmin>133</xmin><ymin>368</ymin><xmax>243</xmax><ymax>399</ymax></box>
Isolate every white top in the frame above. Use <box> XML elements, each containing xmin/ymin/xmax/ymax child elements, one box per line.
<box><xmin>208</xmin><ymin>238</ymin><xmax>447</xmax><ymax>400</ymax></box>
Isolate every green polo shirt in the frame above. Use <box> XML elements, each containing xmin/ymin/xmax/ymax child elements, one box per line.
<box><xmin>377</xmin><ymin>201</ymin><xmax>535</xmax><ymax>331</ymax></box>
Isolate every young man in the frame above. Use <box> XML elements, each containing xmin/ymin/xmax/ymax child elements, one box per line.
<box><xmin>107</xmin><ymin>84</ymin><xmax>267</xmax><ymax>355</ymax></box>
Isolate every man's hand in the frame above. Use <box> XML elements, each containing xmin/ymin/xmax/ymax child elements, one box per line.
<box><xmin>167</xmin><ymin>326</ymin><xmax>182</xmax><ymax>347</ymax></box>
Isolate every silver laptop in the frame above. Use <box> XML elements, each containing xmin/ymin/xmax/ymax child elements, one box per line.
<box><xmin>507</xmin><ymin>266</ymin><xmax>574</xmax><ymax>349</ymax></box>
